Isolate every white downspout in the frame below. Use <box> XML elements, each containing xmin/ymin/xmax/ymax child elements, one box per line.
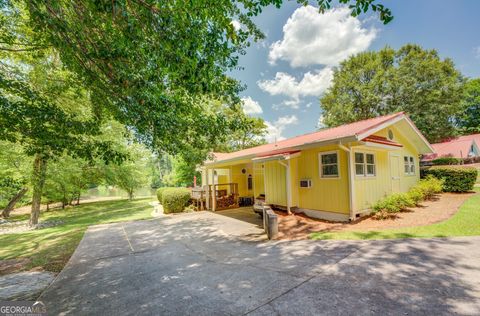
<box><xmin>278</xmin><ymin>159</ymin><xmax>292</xmax><ymax>215</ymax></box>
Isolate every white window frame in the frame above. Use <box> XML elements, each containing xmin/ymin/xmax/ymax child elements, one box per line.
<box><xmin>354</xmin><ymin>151</ymin><xmax>376</xmax><ymax>178</ymax></box>
<box><xmin>319</xmin><ymin>151</ymin><xmax>340</xmax><ymax>179</ymax></box>
<box><xmin>404</xmin><ymin>155</ymin><xmax>416</xmax><ymax>175</ymax></box>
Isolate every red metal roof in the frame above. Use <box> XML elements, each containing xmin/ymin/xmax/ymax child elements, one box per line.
<box><xmin>362</xmin><ymin>135</ymin><xmax>403</xmax><ymax>147</ymax></box>
<box><xmin>422</xmin><ymin>134</ymin><xmax>479</xmax><ymax>161</ymax></box>
<box><xmin>209</xmin><ymin>112</ymin><xmax>408</xmax><ymax>164</ymax></box>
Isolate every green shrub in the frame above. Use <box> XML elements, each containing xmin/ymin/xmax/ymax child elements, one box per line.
<box><xmin>424</xmin><ymin>166</ymin><xmax>477</xmax><ymax>192</ymax></box>
<box><xmin>407</xmin><ymin>186</ymin><xmax>425</xmax><ymax>204</ymax></box>
<box><xmin>431</xmin><ymin>157</ymin><xmax>462</xmax><ymax>165</ymax></box>
<box><xmin>413</xmin><ymin>175</ymin><xmax>444</xmax><ymax>201</ymax></box>
<box><xmin>156</xmin><ymin>187</ymin><xmax>175</xmax><ymax>203</ymax></box>
<box><xmin>372</xmin><ymin>176</ymin><xmax>445</xmax><ymax>220</ymax></box>
<box><xmin>161</xmin><ymin>188</ymin><xmax>191</xmax><ymax>214</ymax></box>
<box><xmin>372</xmin><ymin>193</ymin><xmax>415</xmax><ymax>219</ymax></box>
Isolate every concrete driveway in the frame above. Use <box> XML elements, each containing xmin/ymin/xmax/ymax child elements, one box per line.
<box><xmin>40</xmin><ymin>211</ymin><xmax>480</xmax><ymax>315</ymax></box>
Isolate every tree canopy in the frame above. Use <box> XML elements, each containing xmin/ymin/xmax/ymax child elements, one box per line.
<box><xmin>320</xmin><ymin>44</ymin><xmax>465</xmax><ymax>143</ymax></box>
<box><xmin>18</xmin><ymin>0</ymin><xmax>390</xmax><ymax>156</ymax></box>
<box><xmin>457</xmin><ymin>78</ymin><xmax>480</xmax><ymax>134</ymax></box>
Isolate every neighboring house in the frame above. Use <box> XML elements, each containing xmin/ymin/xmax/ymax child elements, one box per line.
<box><xmin>422</xmin><ymin>133</ymin><xmax>480</xmax><ymax>163</ymax></box>
<box><xmin>201</xmin><ymin>112</ymin><xmax>433</xmax><ymax>222</ymax></box>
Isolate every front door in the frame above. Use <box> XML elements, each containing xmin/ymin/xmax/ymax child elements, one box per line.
<box><xmin>389</xmin><ymin>155</ymin><xmax>401</xmax><ymax>193</ymax></box>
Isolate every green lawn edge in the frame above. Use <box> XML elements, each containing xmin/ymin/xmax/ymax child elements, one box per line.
<box><xmin>310</xmin><ymin>188</ymin><xmax>480</xmax><ymax>240</ymax></box>
<box><xmin>0</xmin><ymin>198</ymin><xmax>154</xmax><ymax>273</ymax></box>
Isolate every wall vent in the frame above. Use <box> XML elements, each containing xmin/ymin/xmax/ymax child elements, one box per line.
<box><xmin>300</xmin><ymin>179</ymin><xmax>312</xmax><ymax>188</ymax></box>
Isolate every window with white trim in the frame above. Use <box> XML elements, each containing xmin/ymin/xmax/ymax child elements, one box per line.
<box><xmin>355</xmin><ymin>152</ymin><xmax>376</xmax><ymax>177</ymax></box>
<box><xmin>319</xmin><ymin>152</ymin><xmax>339</xmax><ymax>178</ymax></box>
<box><xmin>404</xmin><ymin>156</ymin><xmax>415</xmax><ymax>175</ymax></box>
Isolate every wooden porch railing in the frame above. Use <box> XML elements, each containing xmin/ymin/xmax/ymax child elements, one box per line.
<box><xmin>190</xmin><ymin>183</ymin><xmax>239</xmax><ymax>211</ymax></box>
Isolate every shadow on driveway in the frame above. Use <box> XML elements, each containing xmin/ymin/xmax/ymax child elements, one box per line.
<box><xmin>39</xmin><ymin>212</ymin><xmax>480</xmax><ymax>315</ymax></box>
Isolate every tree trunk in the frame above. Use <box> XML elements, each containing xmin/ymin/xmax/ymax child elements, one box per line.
<box><xmin>128</xmin><ymin>190</ymin><xmax>133</xmax><ymax>200</ymax></box>
<box><xmin>2</xmin><ymin>187</ymin><xmax>28</xmax><ymax>218</ymax></box>
<box><xmin>29</xmin><ymin>153</ymin><xmax>47</xmax><ymax>226</ymax></box>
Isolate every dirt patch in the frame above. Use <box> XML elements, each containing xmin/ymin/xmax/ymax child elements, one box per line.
<box><xmin>276</xmin><ymin>192</ymin><xmax>476</xmax><ymax>240</ymax></box>
<box><xmin>0</xmin><ymin>258</ymin><xmax>31</xmax><ymax>276</ymax></box>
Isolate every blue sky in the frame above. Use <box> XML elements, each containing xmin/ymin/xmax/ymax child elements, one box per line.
<box><xmin>231</xmin><ymin>0</ymin><xmax>480</xmax><ymax>142</ymax></box>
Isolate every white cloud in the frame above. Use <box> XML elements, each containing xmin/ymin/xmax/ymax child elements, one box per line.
<box><xmin>317</xmin><ymin>114</ymin><xmax>326</xmax><ymax>129</ymax></box>
<box><xmin>265</xmin><ymin>115</ymin><xmax>298</xmax><ymax>142</ymax></box>
<box><xmin>269</xmin><ymin>6</ymin><xmax>377</xmax><ymax>67</ymax></box>
<box><xmin>258</xmin><ymin>68</ymin><xmax>333</xmax><ymax>107</ymax></box>
<box><xmin>241</xmin><ymin>96</ymin><xmax>263</xmax><ymax>115</ymax></box>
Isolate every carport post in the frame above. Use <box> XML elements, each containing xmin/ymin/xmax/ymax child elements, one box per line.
<box><xmin>205</xmin><ymin>168</ymin><xmax>210</xmax><ymax>210</ymax></box>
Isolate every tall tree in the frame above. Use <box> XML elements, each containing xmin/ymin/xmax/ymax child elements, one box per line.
<box><xmin>457</xmin><ymin>78</ymin><xmax>480</xmax><ymax>134</ymax></box>
<box><xmin>320</xmin><ymin>45</ymin><xmax>465</xmax><ymax>143</ymax></box>
<box><xmin>0</xmin><ymin>141</ymin><xmax>31</xmax><ymax>217</ymax></box>
<box><xmin>43</xmin><ymin>156</ymin><xmax>102</xmax><ymax>208</ymax></box>
<box><xmin>214</xmin><ymin>103</ymin><xmax>267</xmax><ymax>153</ymax></box>
<box><xmin>19</xmin><ymin>0</ymin><xmax>390</xmax><ymax>156</ymax></box>
<box><xmin>104</xmin><ymin>144</ymin><xmax>150</xmax><ymax>200</ymax></box>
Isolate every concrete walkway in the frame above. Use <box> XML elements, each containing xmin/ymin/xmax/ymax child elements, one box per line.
<box><xmin>39</xmin><ymin>211</ymin><xmax>480</xmax><ymax>315</ymax></box>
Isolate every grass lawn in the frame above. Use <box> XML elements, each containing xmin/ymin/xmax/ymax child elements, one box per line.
<box><xmin>0</xmin><ymin>198</ymin><xmax>154</xmax><ymax>273</ymax></box>
<box><xmin>311</xmin><ymin>188</ymin><xmax>480</xmax><ymax>240</ymax></box>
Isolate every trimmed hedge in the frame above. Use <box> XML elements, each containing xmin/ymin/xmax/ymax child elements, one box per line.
<box><xmin>431</xmin><ymin>157</ymin><xmax>462</xmax><ymax>165</ymax></box>
<box><xmin>156</xmin><ymin>187</ymin><xmax>175</xmax><ymax>203</ymax></box>
<box><xmin>424</xmin><ymin>166</ymin><xmax>477</xmax><ymax>192</ymax></box>
<box><xmin>161</xmin><ymin>188</ymin><xmax>191</xmax><ymax>214</ymax></box>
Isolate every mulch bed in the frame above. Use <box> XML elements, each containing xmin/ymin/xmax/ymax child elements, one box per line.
<box><xmin>275</xmin><ymin>192</ymin><xmax>476</xmax><ymax>240</ymax></box>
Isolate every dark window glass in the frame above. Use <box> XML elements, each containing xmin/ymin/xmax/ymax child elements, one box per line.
<box><xmin>355</xmin><ymin>153</ymin><xmax>364</xmax><ymax>163</ymax></box>
<box><xmin>322</xmin><ymin>153</ymin><xmax>337</xmax><ymax>164</ymax></box>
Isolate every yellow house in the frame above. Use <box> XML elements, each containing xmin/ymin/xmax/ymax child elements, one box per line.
<box><xmin>201</xmin><ymin>112</ymin><xmax>434</xmax><ymax>221</ymax></box>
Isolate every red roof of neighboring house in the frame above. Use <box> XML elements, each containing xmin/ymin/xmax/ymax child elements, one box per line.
<box><xmin>457</xmin><ymin>133</ymin><xmax>480</xmax><ymax>144</ymax></box>
<box><xmin>208</xmin><ymin>112</ymin><xmax>428</xmax><ymax>164</ymax></box>
<box><xmin>422</xmin><ymin>134</ymin><xmax>480</xmax><ymax>161</ymax></box>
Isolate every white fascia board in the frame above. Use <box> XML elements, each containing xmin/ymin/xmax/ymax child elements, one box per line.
<box><xmin>203</xmin><ymin>154</ymin><xmax>256</xmax><ymax>167</ymax></box>
<box><xmin>355</xmin><ymin>114</ymin><xmax>406</xmax><ymax>141</ymax></box>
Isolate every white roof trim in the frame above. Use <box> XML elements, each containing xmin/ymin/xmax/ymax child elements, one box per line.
<box><xmin>251</xmin><ymin>152</ymin><xmax>300</xmax><ymax>163</ymax></box>
<box><xmin>402</xmin><ymin>116</ymin><xmax>435</xmax><ymax>153</ymax></box>
<box><xmin>356</xmin><ymin>114</ymin><xmax>405</xmax><ymax>141</ymax></box>
<box><xmin>356</xmin><ymin>114</ymin><xmax>434</xmax><ymax>154</ymax></box>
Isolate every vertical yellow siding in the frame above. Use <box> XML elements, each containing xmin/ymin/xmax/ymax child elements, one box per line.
<box><xmin>354</xmin><ymin>123</ymin><xmax>420</xmax><ymax>211</ymax></box>
<box><xmin>289</xmin><ymin>157</ymin><xmax>299</xmax><ymax>208</ymax></box>
<box><xmin>264</xmin><ymin>161</ymin><xmax>287</xmax><ymax>206</ymax></box>
<box><xmin>296</xmin><ymin>145</ymin><xmax>350</xmax><ymax>214</ymax></box>
<box><xmin>253</xmin><ymin>163</ymin><xmax>265</xmax><ymax>197</ymax></box>
<box><xmin>353</xmin><ymin>149</ymin><xmax>390</xmax><ymax>210</ymax></box>
<box><xmin>229</xmin><ymin>164</ymin><xmax>254</xmax><ymax>197</ymax></box>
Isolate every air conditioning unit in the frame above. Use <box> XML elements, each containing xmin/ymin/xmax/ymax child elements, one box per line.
<box><xmin>300</xmin><ymin>179</ymin><xmax>312</xmax><ymax>188</ymax></box>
